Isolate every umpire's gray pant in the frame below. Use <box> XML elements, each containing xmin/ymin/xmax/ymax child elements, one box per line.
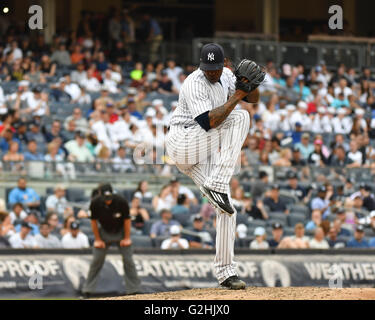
<box><xmin>82</xmin><ymin>228</ymin><xmax>141</xmax><ymax>294</ymax></box>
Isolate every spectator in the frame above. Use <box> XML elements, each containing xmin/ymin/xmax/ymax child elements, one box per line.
<box><xmin>23</xmin><ymin>140</ymin><xmax>44</xmax><ymax>161</ymax></box>
<box><xmin>45</xmin><ymin>184</ymin><xmax>73</xmax><ymax>219</ymax></box>
<box><xmin>160</xmin><ymin>225</ymin><xmax>189</xmax><ymax>250</ymax></box>
<box><xmin>169</xmin><ymin>177</ymin><xmax>197</xmax><ymax>205</ymax></box>
<box><xmin>236</xmin><ymin>224</ymin><xmax>248</xmax><ymax>240</ymax></box>
<box><xmin>60</xmin><ymin>215</ymin><xmax>77</xmax><ymax>237</ymax></box>
<box><xmin>171</xmin><ymin>194</ymin><xmax>190</xmax><ymax>215</ymax></box>
<box><xmin>184</xmin><ymin>214</ymin><xmax>213</xmax><ymax>249</ymax></box>
<box><xmin>45</xmin><ymin>212</ymin><xmax>61</xmax><ymax>237</ymax></box>
<box><xmin>133</xmin><ymin>180</ymin><xmax>153</xmax><ymax>203</ymax></box>
<box><xmin>330</xmin><ymin>145</ymin><xmax>356</xmax><ymax>167</ymax></box>
<box><xmin>346</xmin><ymin>225</ymin><xmax>369</xmax><ymax>248</ymax></box>
<box><xmin>51</xmin><ymin>43</ymin><xmax>71</xmax><ymax>66</ymax></box>
<box><xmin>9</xmin><ymin>203</ymin><xmax>27</xmax><ymax>224</ymax></box>
<box><xmin>24</xmin><ymin>87</ymin><xmax>50</xmax><ymax>118</ymax></box>
<box><xmin>112</xmin><ymin>146</ymin><xmax>135</xmax><ymax>173</ymax></box>
<box><xmin>310</xmin><ymin>185</ymin><xmax>332</xmax><ymax>219</ymax></box>
<box><xmin>152</xmin><ymin>185</ymin><xmax>176</xmax><ymax>213</ymax></box>
<box><xmin>65</xmin><ymin>131</ymin><xmax>94</xmax><ymax>162</ymax></box>
<box><xmin>3</xmin><ymin>141</ymin><xmax>24</xmax><ymax>168</ymax></box>
<box><xmin>326</xmin><ymin>226</ymin><xmax>346</xmax><ymax>248</ymax></box>
<box><xmin>295</xmin><ymin>133</ymin><xmax>314</xmax><ymax>160</ymax></box>
<box><xmin>305</xmin><ymin>209</ymin><xmax>322</xmax><ymax>231</ymax></box>
<box><xmin>14</xmin><ymin>211</ymin><xmax>40</xmax><ymax>236</ymax></box>
<box><xmin>61</xmin><ymin>221</ymin><xmax>89</xmax><ymax>249</ymax></box>
<box><xmin>129</xmin><ymin>195</ymin><xmax>150</xmax><ymax>231</ymax></box>
<box><xmin>268</xmin><ymin>222</ymin><xmax>284</xmax><ymax>248</ymax></box>
<box><xmin>71</xmin><ymin>61</ymin><xmax>87</xmax><ymax>84</ymax></box>
<box><xmin>149</xmin><ymin>209</ymin><xmax>180</xmax><ymax>238</ymax></box>
<box><xmin>333</xmin><ymin>217</ymin><xmax>352</xmax><ymax>238</ymax></box>
<box><xmin>251</xmin><ymin>171</ymin><xmax>269</xmax><ymax>200</ymax></box>
<box><xmin>279</xmin><ymin>223</ymin><xmax>309</xmax><ymax>248</ymax></box>
<box><xmin>0</xmin><ymin>212</ymin><xmax>16</xmax><ymax>238</ymax></box>
<box><xmin>263</xmin><ymin>184</ymin><xmax>289</xmax><ymax>214</ymax></box>
<box><xmin>290</xmin><ymin>147</ymin><xmax>307</xmax><ymax>166</ymax></box>
<box><xmin>309</xmin><ymin>227</ymin><xmax>329</xmax><ymax>249</ymax></box>
<box><xmin>8</xmin><ymin>222</ymin><xmax>38</xmax><ymax>248</ymax></box>
<box><xmin>25</xmin><ymin>121</ymin><xmax>47</xmax><ymax>151</ymax></box>
<box><xmin>250</xmin><ymin>227</ymin><xmax>269</xmax><ymax>249</ymax></box>
<box><xmin>8</xmin><ymin>177</ymin><xmax>40</xmax><ymax>210</ymax></box>
<box><xmin>242</xmin><ymin>192</ymin><xmax>268</xmax><ymax>220</ymax></box>
<box><xmin>347</xmin><ymin>140</ymin><xmax>363</xmax><ymax>166</ymax></box>
<box><xmin>285</xmin><ymin>171</ymin><xmax>308</xmax><ymax>202</ymax></box>
<box><xmin>34</xmin><ymin>222</ymin><xmax>62</xmax><ymax>248</ymax></box>
<box><xmin>307</xmin><ymin>139</ymin><xmax>328</xmax><ymax>166</ymax></box>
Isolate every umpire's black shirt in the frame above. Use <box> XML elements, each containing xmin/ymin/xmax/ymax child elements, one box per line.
<box><xmin>90</xmin><ymin>194</ymin><xmax>130</xmax><ymax>234</ymax></box>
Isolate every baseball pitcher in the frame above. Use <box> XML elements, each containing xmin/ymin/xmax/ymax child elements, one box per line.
<box><xmin>166</xmin><ymin>43</ymin><xmax>265</xmax><ymax>289</ymax></box>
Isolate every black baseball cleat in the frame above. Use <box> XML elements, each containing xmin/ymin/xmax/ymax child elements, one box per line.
<box><xmin>220</xmin><ymin>276</ymin><xmax>246</xmax><ymax>290</ymax></box>
<box><xmin>200</xmin><ymin>186</ymin><xmax>235</xmax><ymax>215</ymax></box>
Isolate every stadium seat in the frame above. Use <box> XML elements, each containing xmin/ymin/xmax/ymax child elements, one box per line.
<box><xmin>173</xmin><ymin>213</ymin><xmax>192</xmax><ymax>227</ymax></box>
<box><xmin>236</xmin><ymin>213</ymin><xmax>248</xmax><ymax>226</ymax></box>
<box><xmin>247</xmin><ymin>219</ymin><xmax>267</xmax><ymax>228</ymax></box>
<box><xmin>151</xmin><ymin>236</ymin><xmax>168</xmax><ymax>248</ymax></box>
<box><xmin>66</xmin><ymin>188</ymin><xmax>88</xmax><ymax>203</ymax></box>
<box><xmin>121</xmin><ymin>189</ymin><xmax>134</xmax><ymax>202</ymax></box>
<box><xmin>267</xmin><ymin>212</ymin><xmax>288</xmax><ymax>226</ymax></box>
<box><xmin>287</xmin><ymin>213</ymin><xmax>306</xmax><ymax>227</ymax></box>
<box><xmin>132</xmin><ymin>235</ymin><xmax>152</xmax><ymax>248</ymax></box>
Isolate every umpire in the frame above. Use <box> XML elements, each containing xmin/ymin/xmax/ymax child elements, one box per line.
<box><xmin>82</xmin><ymin>183</ymin><xmax>141</xmax><ymax>297</ymax></box>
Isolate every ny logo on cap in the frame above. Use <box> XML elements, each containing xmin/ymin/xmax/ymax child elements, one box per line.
<box><xmin>207</xmin><ymin>53</ymin><xmax>215</xmax><ymax>61</ymax></box>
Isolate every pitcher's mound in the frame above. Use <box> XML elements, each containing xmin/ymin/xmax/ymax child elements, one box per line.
<box><xmin>102</xmin><ymin>287</ymin><xmax>375</xmax><ymax>300</ymax></box>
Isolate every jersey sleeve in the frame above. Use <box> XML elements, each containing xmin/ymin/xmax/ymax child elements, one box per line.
<box><xmin>184</xmin><ymin>80</ymin><xmax>212</xmax><ymax>119</ymax></box>
<box><xmin>224</xmin><ymin>67</ymin><xmax>237</xmax><ymax>96</ymax></box>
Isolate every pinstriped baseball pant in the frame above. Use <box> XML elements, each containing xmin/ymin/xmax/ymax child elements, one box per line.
<box><xmin>166</xmin><ymin>110</ymin><xmax>250</xmax><ymax>283</ymax></box>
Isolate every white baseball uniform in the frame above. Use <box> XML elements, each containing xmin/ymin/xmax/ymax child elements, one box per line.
<box><xmin>166</xmin><ymin>67</ymin><xmax>250</xmax><ymax>284</ymax></box>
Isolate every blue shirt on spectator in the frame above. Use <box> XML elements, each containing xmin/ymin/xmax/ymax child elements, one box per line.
<box><xmin>23</xmin><ymin>151</ymin><xmax>44</xmax><ymax>161</ymax></box>
<box><xmin>346</xmin><ymin>238</ymin><xmax>369</xmax><ymax>248</ymax></box>
<box><xmin>8</xmin><ymin>187</ymin><xmax>40</xmax><ymax>206</ymax></box>
<box><xmin>14</xmin><ymin>223</ymin><xmax>40</xmax><ymax>236</ymax></box>
<box><xmin>311</xmin><ymin>197</ymin><xmax>330</xmax><ymax>219</ymax></box>
<box><xmin>0</xmin><ymin>137</ymin><xmax>21</xmax><ymax>153</ymax></box>
<box><xmin>305</xmin><ymin>220</ymin><xmax>318</xmax><ymax>231</ymax></box>
<box><xmin>171</xmin><ymin>205</ymin><xmax>189</xmax><ymax>215</ymax></box>
<box><xmin>369</xmin><ymin>237</ymin><xmax>375</xmax><ymax>248</ymax></box>
<box><xmin>150</xmin><ymin>220</ymin><xmax>180</xmax><ymax>237</ymax></box>
<box><xmin>331</xmin><ymin>98</ymin><xmax>349</xmax><ymax>109</ymax></box>
<box><xmin>295</xmin><ymin>142</ymin><xmax>314</xmax><ymax>160</ymax></box>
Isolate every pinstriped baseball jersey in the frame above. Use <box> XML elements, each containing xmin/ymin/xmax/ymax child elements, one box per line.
<box><xmin>169</xmin><ymin>67</ymin><xmax>237</xmax><ymax>127</ymax></box>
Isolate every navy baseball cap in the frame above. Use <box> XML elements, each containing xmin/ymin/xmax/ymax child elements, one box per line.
<box><xmin>199</xmin><ymin>43</ymin><xmax>224</xmax><ymax>71</ymax></box>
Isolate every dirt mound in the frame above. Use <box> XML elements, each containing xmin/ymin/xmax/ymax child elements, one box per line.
<box><xmin>102</xmin><ymin>287</ymin><xmax>375</xmax><ymax>300</ymax></box>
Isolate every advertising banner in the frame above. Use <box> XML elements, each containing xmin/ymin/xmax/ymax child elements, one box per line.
<box><xmin>0</xmin><ymin>252</ymin><xmax>374</xmax><ymax>298</ymax></box>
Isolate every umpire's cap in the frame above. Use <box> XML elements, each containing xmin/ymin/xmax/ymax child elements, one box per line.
<box><xmin>199</xmin><ymin>43</ymin><xmax>224</xmax><ymax>71</ymax></box>
<box><xmin>98</xmin><ymin>183</ymin><xmax>114</xmax><ymax>200</ymax></box>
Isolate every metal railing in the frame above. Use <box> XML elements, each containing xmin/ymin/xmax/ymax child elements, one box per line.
<box><xmin>192</xmin><ymin>38</ymin><xmax>372</xmax><ymax>70</ymax></box>
<box><xmin>0</xmin><ymin>161</ymin><xmax>374</xmax><ymax>187</ymax></box>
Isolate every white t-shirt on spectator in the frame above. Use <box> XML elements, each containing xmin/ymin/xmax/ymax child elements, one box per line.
<box><xmin>81</xmin><ymin>77</ymin><xmax>101</xmax><ymax>92</ymax></box>
<box><xmin>34</xmin><ymin>234</ymin><xmax>62</xmax><ymax>248</ymax></box>
<box><xmin>309</xmin><ymin>238</ymin><xmax>329</xmax><ymax>249</ymax></box>
<box><xmin>9</xmin><ymin>210</ymin><xmax>28</xmax><ymax>224</ymax></box>
<box><xmin>46</xmin><ymin>195</ymin><xmax>69</xmax><ymax>217</ymax></box>
<box><xmin>27</xmin><ymin>94</ymin><xmax>48</xmax><ymax>116</ymax></box>
<box><xmin>249</xmin><ymin>240</ymin><xmax>269</xmax><ymax>249</ymax></box>
<box><xmin>161</xmin><ymin>237</ymin><xmax>189</xmax><ymax>250</ymax></box>
<box><xmin>165</xmin><ymin>67</ymin><xmax>183</xmax><ymax>89</ymax></box>
<box><xmin>347</xmin><ymin>151</ymin><xmax>363</xmax><ymax>165</ymax></box>
<box><xmin>65</xmin><ymin>83</ymin><xmax>81</xmax><ymax>101</ymax></box>
<box><xmin>61</xmin><ymin>232</ymin><xmax>89</xmax><ymax>249</ymax></box>
<box><xmin>334</xmin><ymin>87</ymin><xmax>353</xmax><ymax>99</ymax></box>
<box><xmin>9</xmin><ymin>233</ymin><xmax>38</xmax><ymax>248</ymax></box>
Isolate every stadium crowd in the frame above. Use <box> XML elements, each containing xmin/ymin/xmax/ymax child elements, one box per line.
<box><xmin>0</xmin><ymin>25</ymin><xmax>375</xmax><ymax>250</ymax></box>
